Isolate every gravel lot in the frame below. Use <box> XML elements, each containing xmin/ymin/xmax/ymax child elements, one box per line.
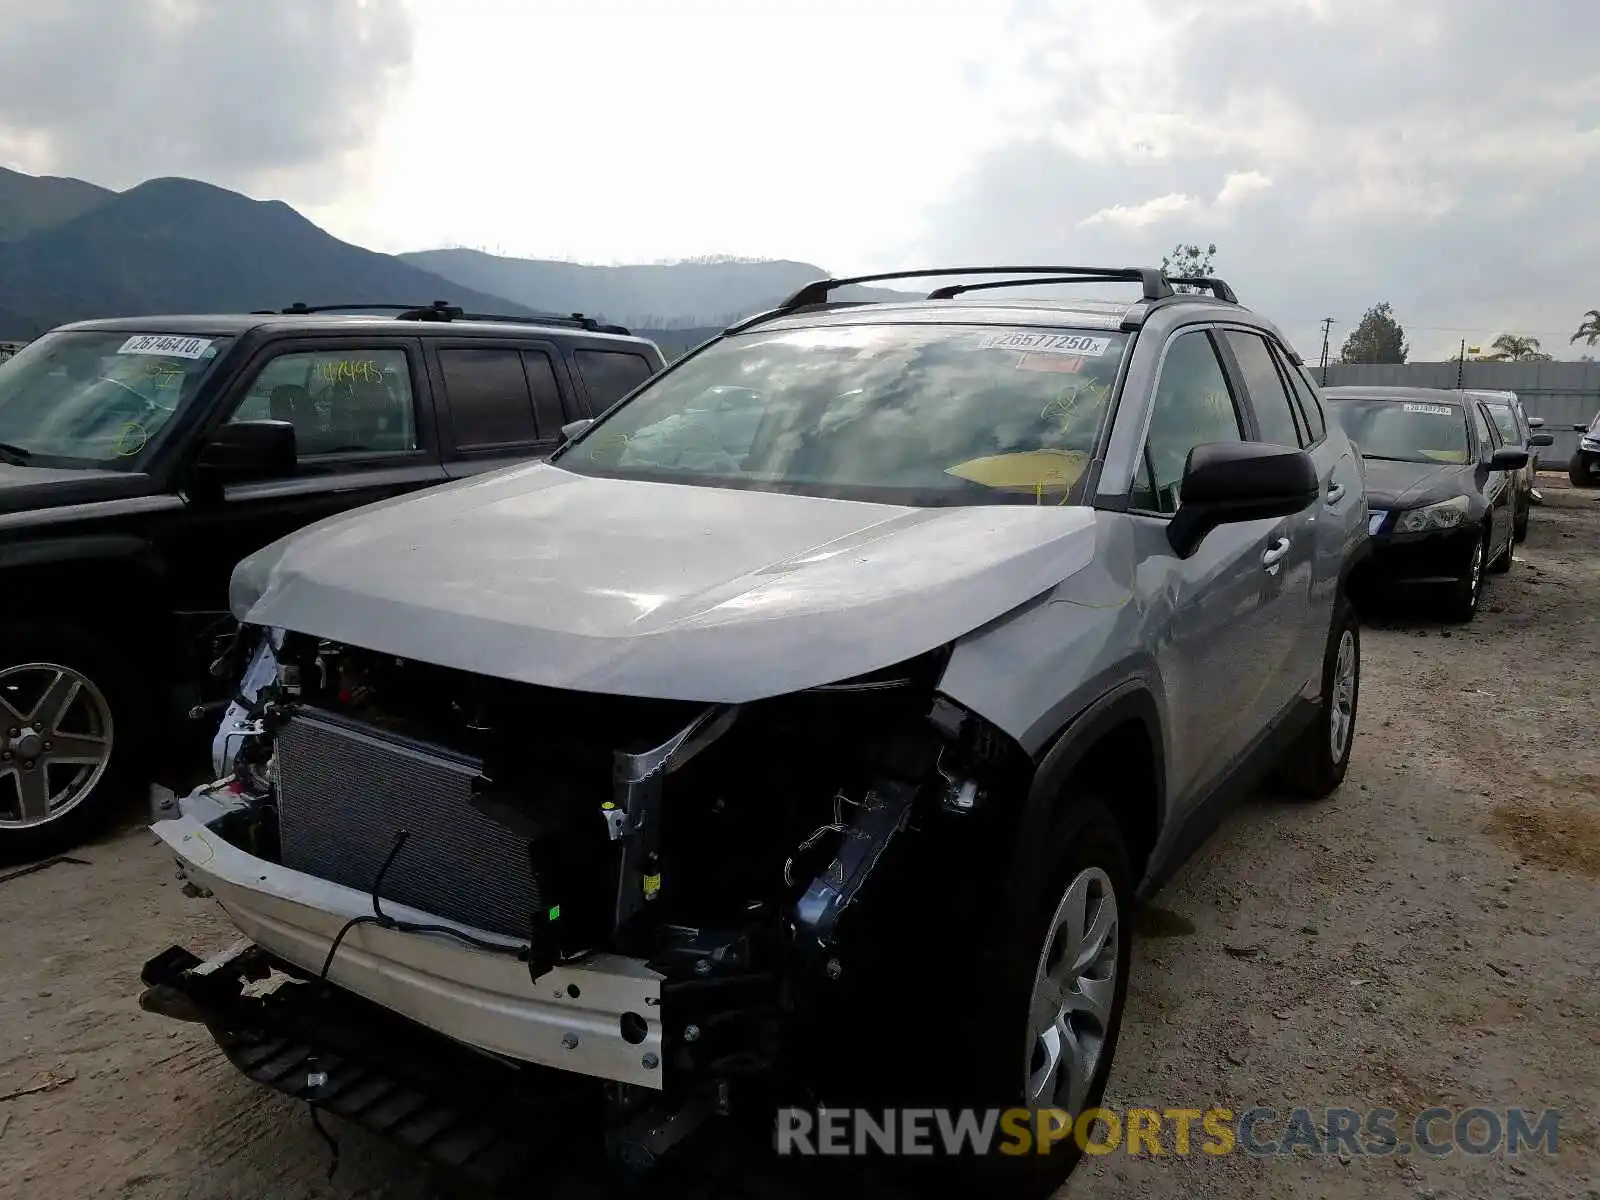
<box><xmin>3</xmin><ymin>475</ymin><xmax>1597</xmax><ymax>1200</ymax></box>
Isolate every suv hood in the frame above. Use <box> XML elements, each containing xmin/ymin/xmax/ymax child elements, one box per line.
<box><xmin>231</xmin><ymin>462</ymin><xmax>1096</xmax><ymax>702</ymax></box>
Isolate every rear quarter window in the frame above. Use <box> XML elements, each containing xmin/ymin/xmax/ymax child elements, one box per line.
<box><xmin>574</xmin><ymin>349</ymin><xmax>656</xmax><ymax>413</ymax></box>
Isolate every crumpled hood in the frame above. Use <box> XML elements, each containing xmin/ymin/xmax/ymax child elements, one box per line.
<box><xmin>231</xmin><ymin>462</ymin><xmax>1097</xmax><ymax>702</ymax></box>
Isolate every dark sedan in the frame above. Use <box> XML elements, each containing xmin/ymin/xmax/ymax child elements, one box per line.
<box><xmin>1326</xmin><ymin>387</ymin><xmax>1527</xmax><ymax>621</ymax></box>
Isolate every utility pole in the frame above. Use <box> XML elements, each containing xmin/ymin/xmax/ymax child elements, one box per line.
<box><xmin>1318</xmin><ymin>317</ymin><xmax>1334</xmax><ymax>384</ymax></box>
<box><xmin>1456</xmin><ymin>338</ymin><xmax>1466</xmax><ymax>389</ymax></box>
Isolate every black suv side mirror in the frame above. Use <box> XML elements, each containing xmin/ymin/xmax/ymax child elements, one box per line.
<box><xmin>1529</xmin><ymin>433</ymin><xmax>1554</xmax><ymax>448</ymax></box>
<box><xmin>194</xmin><ymin>420</ymin><xmax>296</xmax><ymax>488</ymax></box>
<box><xmin>1167</xmin><ymin>442</ymin><xmax>1319</xmax><ymax>558</ymax></box>
<box><xmin>1486</xmin><ymin>447</ymin><xmax>1529</xmax><ymax>471</ymax></box>
<box><xmin>560</xmin><ymin>418</ymin><xmax>594</xmax><ymax>442</ymax></box>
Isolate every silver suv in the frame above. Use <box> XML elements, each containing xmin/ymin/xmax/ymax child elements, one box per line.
<box><xmin>140</xmin><ymin>267</ymin><xmax>1370</xmax><ymax>1196</ymax></box>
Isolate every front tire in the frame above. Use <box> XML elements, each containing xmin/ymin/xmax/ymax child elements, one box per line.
<box><xmin>1443</xmin><ymin>532</ymin><xmax>1486</xmax><ymax>622</ymax></box>
<box><xmin>1271</xmin><ymin>598</ymin><xmax>1359</xmax><ymax>799</ymax></box>
<box><xmin>944</xmin><ymin>800</ymin><xmax>1135</xmax><ymax>1197</ymax></box>
<box><xmin>0</xmin><ymin>624</ymin><xmax>141</xmax><ymax>864</ymax></box>
<box><xmin>1513</xmin><ymin>496</ymin><xmax>1529</xmax><ymax>542</ymax></box>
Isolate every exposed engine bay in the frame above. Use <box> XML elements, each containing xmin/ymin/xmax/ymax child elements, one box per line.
<box><xmin>166</xmin><ymin>626</ymin><xmax>1028</xmax><ymax>1165</ymax></box>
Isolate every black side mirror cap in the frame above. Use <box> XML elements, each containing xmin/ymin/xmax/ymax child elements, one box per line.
<box><xmin>1488</xmin><ymin>447</ymin><xmax>1529</xmax><ymax>471</ymax></box>
<box><xmin>194</xmin><ymin>420</ymin><xmax>296</xmax><ymax>487</ymax></box>
<box><xmin>1529</xmin><ymin>433</ymin><xmax>1554</xmax><ymax>448</ymax></box>
<box><xmin>1167</xmin><ymin>442</ymin><xmax>1319</xmax><ymax>558</ymax></box>
<box><xmin>560</xmin><ymin>418</ymin><xmax>594</xmax><ymax>442</ymax></box>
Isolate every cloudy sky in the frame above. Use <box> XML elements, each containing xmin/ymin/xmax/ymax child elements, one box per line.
<box><xmin>1</xmin><ymin>0</ymin><xmax>1596</xmax><ymax>358</ymax></box>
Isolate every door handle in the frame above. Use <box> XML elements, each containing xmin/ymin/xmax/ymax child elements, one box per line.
<box><xmin>1325</xmin><ymin>482</ymin><xmax>1345</xmax><ymax>503</ymax></box>
<box><xmin>1261</xmin><ymin>537</ymin><xmax>1291</xmax><ymax>573</ymax></box>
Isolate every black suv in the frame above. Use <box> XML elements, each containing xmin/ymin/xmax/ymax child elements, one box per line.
<box><xmin>0</xmin><ymin>302</ymin><xmax>665</xmax><ymax>858</ymax></box>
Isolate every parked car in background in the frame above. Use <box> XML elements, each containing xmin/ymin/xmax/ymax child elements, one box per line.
<box><xmin>0</xmin><ymin>302</ymin><xmax>665</xmax><ymax>860</ymax></box>
<box><xmin>140</xmin><ymin>266</ymin><xmax>1369</xmax><ymax>1196</ymax></box>
<box><xmin>1466</xmin><ymin>389</ymin><xmax>1553</xmax><ymax>540</ymax></box>
<box><xmin>1326</xmin><ymin>387</ymin><xmax>1526</xmax><ymax>621</ymax></box>
<box><xmin>1571</xmin><ymin>411</ymin><xmax>1600</xmax><ymax>487</ymax></box>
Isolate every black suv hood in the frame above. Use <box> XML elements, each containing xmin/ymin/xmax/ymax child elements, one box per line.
<box><xmin>1361</xmin><ymin>458</ymin><xmax>1475</xmax><ymax>508</ymax></box>
<box><xmin>0</xmin><ymin>464</ymin><xmax>152</xmax><ymax>516</ymax></box>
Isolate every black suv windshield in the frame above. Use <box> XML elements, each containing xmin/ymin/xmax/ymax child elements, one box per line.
<box><xmin>1327</xmin><ymin>397</ymin><xmax>1471</xmax><ymax>465</ymax></box>
<box><xmin>0</xmin><ymin>330</ymin><xmax>233</xmax><ymax>467</ymax></box>
<box><xmin>556</xmin><ymin>323</ymin><xmax>1130</xmax><ymax>505</ymax></box>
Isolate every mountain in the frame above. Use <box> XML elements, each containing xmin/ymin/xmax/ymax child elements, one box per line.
<box><xmin>0</xmin><ymin>166</ymin><xmax>113</xmax><ymax>241</ymax></box>
<box><xmin>400</xmin><ymin>248</ymin><xmax>920</xmax><ymax>328</ymax></box>
<box><xmin>0</xmin><ymin>167</ymin><xmax>913</xmax><ymax>346</ymax></box>
<box><xmin>0</xmin><ymin>175</ymin><xmax>533</xmax><ymax>338</ymax></box>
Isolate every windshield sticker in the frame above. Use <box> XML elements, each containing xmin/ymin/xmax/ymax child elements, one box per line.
<box><xmin>117</xmin><ymin>334</ymin><xmax>214</xmax><ymax>359</ymax></box>
<box><xmin>1402</xmin><ymin>403</ymin><xmax>1455</xmax><ymax>417</ymax></box>
<box><xmin>317</xmin><ymin>359</ymin><xmax>386</xmax><ymax>385</ymax></box>
<box><xmin>114</xmin><ymin>422</ymin><xmax>150</xmax><ymax>457</ymax></box>
<box><xmin>1016</xmin><ymin>352</ymin><xmax>1087</xmax><ymax>374</ymax></box>
<box><xmin>979</xmin><ymin>331</ymin><xmax>1112</xmax><ymax>356</ymax></box>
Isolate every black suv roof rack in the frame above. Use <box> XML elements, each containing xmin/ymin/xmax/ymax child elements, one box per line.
<box><xmin>1164</xmin><ymin>276</ymin><xmax>1238</xmax><ymax>303</ymax></box>
<box><xmin>251</xmin><ymin>300</ymin><xmax>631</xmax><ymax>336</ymax></box>
<box><xmin>778</xmin><ymin>266</ymin><xmax>1181</xmax><ymax>310</ymax></box>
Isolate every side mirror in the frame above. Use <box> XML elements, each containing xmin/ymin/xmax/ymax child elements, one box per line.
<box><xmin>194</xmin><ymin>420</ymin><xmax>296</xmax><ymax>488</ymax></box>
<box><xmin>1576</xmin><ymin>424</ymin><xmax>1593</xmax><ymax>433</ymax></box>
<box><xmin>1487</xmin><ymin>447</ymin><xmax>1529</xmax><ymax>471</ymax></box>
<box><xmin>1529</xmin><ymin>433</ymin><xmax>1554</xmax><ymax>448</ymax></box>
<box><xmin>560</xmin><ymin>418</ymin><xmax>594</xmax><ymax>442</ymax></box>
<box><xmin>1526</xmin><ymin>416</ymin><xmax>1544</xmax><ymax>429</ymax></box>
<box><xmin>1166</xmin><ymin>442</ymin><xmax>1319</xmax><ymax>558</ymax></box>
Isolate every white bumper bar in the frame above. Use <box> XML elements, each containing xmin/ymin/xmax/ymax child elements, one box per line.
<box><xmin>153</xmin><ymin>792</ymin><xmax>665</xmax><ymax>1089</ymax></box>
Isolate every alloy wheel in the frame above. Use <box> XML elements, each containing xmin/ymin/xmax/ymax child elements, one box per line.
<box><xmin>1023</xmin><ymin>866</ymin><xmax>1120</xmax><ymax>1118</ymax></box>
<box><xmin>0</xmin><ymin>663</ymin><xmax>115</xmax><ymax>829</ymax></box>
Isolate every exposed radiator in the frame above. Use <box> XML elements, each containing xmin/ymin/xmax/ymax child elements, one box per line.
<box><xmin>275</xmin><ymin>709</ymin><xmax>536</xmax><ymax>940</ymax></box>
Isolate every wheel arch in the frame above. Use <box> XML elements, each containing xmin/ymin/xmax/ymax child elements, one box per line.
<box><xmin>1017</xmin><ymin>682</ymin><xmax>1166</xmax><ymax>894</ymax></box>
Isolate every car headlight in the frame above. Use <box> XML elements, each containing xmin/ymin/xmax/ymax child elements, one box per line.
<box><xmin>1395</xmin><ymin>495</ymin><xmax>1470</xmax><ymax>533</ymax></box>
<box><xmin>1582</xmin><ymin>436</ymin><xmax>1600</xmax><ymax>451</ymax></box>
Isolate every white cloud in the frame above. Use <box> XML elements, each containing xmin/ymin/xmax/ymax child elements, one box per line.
<box><xmin>1080</xmin><ymin>193</ymin><xmax>1199</xmax><ymax>228</ymax></box>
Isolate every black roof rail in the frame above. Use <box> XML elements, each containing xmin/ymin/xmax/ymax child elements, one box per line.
<box><xmin>925</xmin><ymin>273</ymin><xmax>1159</xmax><ymax>300</ymax></box>
<box><xmin>779</xmin><ymin>266</ymin><xmax>1176</xmax><ymax>310</ymax></box>
<box><xmin>263</xmin><ymin>300</ymin><xmax>631</xmax><ymax>335</ymax></box>
<box><xmin>1164</xmin><ymin>276</ymin><xmax>1238</xmax><ymax>303</ymax></box>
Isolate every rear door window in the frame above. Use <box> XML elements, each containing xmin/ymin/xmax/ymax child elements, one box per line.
<box><xmin>438</xmin><ymin>346</ymin><xmax>569</xmax><ymax>450</ymax></box>
<box><xmin>1269</xmin><ymin>342</ymin><xmax>1327</xmax><ymax>443</ymax></box>
<box><xmin>1222</xmin><ymin>330</ymin><xmax>1306</xmax><ymax>448</ymax></box>
<box><xmin>440</xmin><ymin>348</ymin><xmax>537</xmax><ymax>448</ymax></box>
<box><xmin>574</xmin><ymin>349</ymin><xmax>655</xmax><ymax>414</ymax></box>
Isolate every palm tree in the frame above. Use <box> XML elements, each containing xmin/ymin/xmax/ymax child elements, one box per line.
<box><xmin>1484</xmin><ymin>333</ymin><xmax>1550</xmax><ymax>361</ymax></box>
<box><xmin>1571</xmin><ymin>310</ymin><xmax>1600</xmax><ymax>347</ymax></box>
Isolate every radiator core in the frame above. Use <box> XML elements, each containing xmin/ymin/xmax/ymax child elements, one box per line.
<box><xmin>275</xmin><ymin>709</ymin><xmax>536</xmax><ymax>940</ymax></box>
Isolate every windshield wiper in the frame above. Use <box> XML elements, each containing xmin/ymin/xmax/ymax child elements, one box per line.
<box><xmin>0</xmin><ymin>441</ymin><xmax>32</xmax><ymax>465</ymax></box>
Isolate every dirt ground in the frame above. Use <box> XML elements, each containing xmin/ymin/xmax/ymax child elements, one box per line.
<box><xmin>3</xmin><ymin>476</ymin><xmax>1597</xmax><ymax>1200</ymax></box>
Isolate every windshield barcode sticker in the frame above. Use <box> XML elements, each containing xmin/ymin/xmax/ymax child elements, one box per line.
<box><xmin>1402</xmin><ymin>403</ymin><xmax>1454</xmax><ymax>417</ymax></box>
<box><xmin>978</xmin><ymin>331</ymin><xmax>1112</xmax><ymax>356</ymax></box>
<box><xmin>117</xmin><ymin>334</ymin><xmax>214</xmax><ymax>359</ymax></box>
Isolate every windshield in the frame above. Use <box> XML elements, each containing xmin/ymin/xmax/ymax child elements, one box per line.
<box><xmin>555</xmin><ymin>323</ymin><xmax>1130</xmax><ymax>505</ymax></box>
<box><xmin>1327</xmin><ymin>397</ymin><xmax>1471</xmax><ymax>465</ymax></box>
<box><xmin>0</xmin><ymin>330</ymin><xmax>233</xmax><ymax>468</ymax></box>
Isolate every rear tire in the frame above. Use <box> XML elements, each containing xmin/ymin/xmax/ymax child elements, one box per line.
<box><xmin>1513</xmin><ymin>497</ymin><xmax>1529</xmax><ymax>542</ymax></box>
<box><xmin>0</xmin><ymin>624</ymin><xmax>141</xmax><ymax>865</ymax></box>
<box><xmin>1489</xmin><ymin>525</ymin><xmax>1513</xmax><ymax>574</ymax></box>
<box><xmin>1271</xmin><ymin>599</ymin><xmax>1359</xmax><ymax>799</ymax></box>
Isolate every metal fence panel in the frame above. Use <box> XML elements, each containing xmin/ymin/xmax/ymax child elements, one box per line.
<box><xmin>1318</xmin><ymin>361</ymin><xmax>1600</xmax><ymax>465</ymax></box>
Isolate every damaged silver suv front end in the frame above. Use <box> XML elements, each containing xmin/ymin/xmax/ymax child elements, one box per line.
<box><xmin>143</xmin><ymin>622</ymin><xmax>1021</xmax><ymax>1181</ymax></box>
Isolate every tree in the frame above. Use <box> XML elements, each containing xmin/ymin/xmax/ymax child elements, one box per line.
<box><xmin>1483</xmin><ymin>333</ymin><xmax>1550</xmax><ymax>362</ymax></box>
<box><xmin>1160</xmin><ymin>242</ymin><xmax>1217</xmax><ymax>293</ymax></box>
<box><xmin>1570</xmin><ymin>309</ymin><xmax>1600</xmax><ymax>348</ymax></box>
<box><xmin>1340</xmin><ymin>302</ymin><xmax>1409</xmax><ymax>364</ymax></box>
